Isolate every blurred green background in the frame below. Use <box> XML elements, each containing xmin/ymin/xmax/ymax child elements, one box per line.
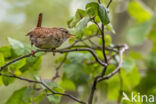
<box><xmin>0</xmin><ymin>0</ymin><xmax>156</xmax><ymax>104</ymax></box>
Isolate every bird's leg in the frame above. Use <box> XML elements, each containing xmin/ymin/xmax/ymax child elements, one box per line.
<box><xmin>52</xmin><ymin>48</ymin><xmax>56</xmax><ymax>56</ymax></box>
<box><xmin>30</xmin><ymin>42</ymin><xmax>35</xmax><ymax>57</ymax></box>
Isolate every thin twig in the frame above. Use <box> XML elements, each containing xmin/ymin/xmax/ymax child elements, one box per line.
<box><xmin>88</xmin><ymin>1</ymin><xmax>111</xmax><ymax>103</ymax></box>
<box><xmin>88</xmin><ymin>44</ymin><xmax>127</xmax><ymax>104</ymax></box>
<box><xmin>52</xmin><ymin>54</ymin><xmax>68</xmax><ymax>80</ymax></box>
<box><xmin>107</xmin><ymin>0</ymin><xmax>112</xmax><ymax>8</ymax></box>
<box><xmin>98</xmin><ymin>0</ymin><xmax>101</xmax><ymax>3</ymax></box>
<box><xmin>88</xmin><ymin>76</ymin><xmax>99</xmax><ymax>104</ymax></box>
<box><xmin>101</xmin><ymin>25</ymin><xmax>108</xmax><ymax>63</ymax></box>
<box><xmin>98</xmin><ymin>44</ymin><xmax>128</xmax><ymax>82</ymax></box>
<box><xmin>0</xmin><ymin>73</ymin><xmax>86</xmax><ymax>104</ymax></box>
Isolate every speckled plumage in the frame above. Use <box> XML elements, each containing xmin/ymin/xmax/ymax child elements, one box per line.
<box><xmin>26</xmin><ymin>27</ymin><xmax>70</xmax><ymax>49</ymax></box>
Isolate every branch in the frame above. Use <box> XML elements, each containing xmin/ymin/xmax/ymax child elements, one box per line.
<box><xmin>107</xmin><ymin>0</ymin><xmax>112</xmax><ymax>8</ymax></box>
<box><xmin>88</xmin><ymin>44</ymin><xmax>128</xmax><ymax>104</ymax></box>
<box><xmin>88</xmin><ymin>1</ymin><xmax>113</xmax><ymax>103</ymax></box>
<box><xmin>0</xmin><ymin>48</ymin><xmax>107</xmax><ymax>72</ymax></box>
<box><xmin>101</xmin><ymin>25</ymin><xmax>108</xmax><ymax>63</ymax></box>
<box><xmin>98</xmin><ymin>0</ymin><xmax>101</xmax><ymax>4</ymax></box>
<box><xmin>0</xmin><ymin>73</ymin><xmax>86</xmax><ymax>104</ymax></box>
<box><xmin>98</xmin><ymin>44</ymin><xmax>128</xmax><ymax>82</ymax></box>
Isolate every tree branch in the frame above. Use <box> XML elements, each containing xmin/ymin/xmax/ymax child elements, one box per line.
<box><xmin>107</xmin><ymin>0</ymin><xmax>112</xmax><ymax>8</ymax></box>
<box><xmin>101</xmin><ymin>25</ymin><xmax>108</xmax><ymax>63</ymax></box>
<box><xmin>88</xmin><ymin>1</ymin><xmax>114</xmax><ymax>103</ymax></box>
<box><xmin>98</xmin><ymin>44</ymin><xmax>128</xmax><ymax>82</ymax></box>
<box><xmin>0</xmin><ymin>73</ymin><xmax>86</xmax><ymax>104</ymax></box>
<box><xmin>0</xmin><ymin>48</ymin><xmax>107</xmax><ymax>72</ymax></box>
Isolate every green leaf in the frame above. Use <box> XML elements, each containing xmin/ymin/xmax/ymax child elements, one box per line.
<box><xmin>129</xmin><ymin>51</ymin><xmax>143</xmax><ymax>60</ymax></box>
<box><xmin>2</xmin><ymin>72</ymin><xmax>15</xmax><ymax>86</ymax></box>
<box><xmin>128</xmin><ymin>66</ymin><xmax>141</xmax><ymax>88</ymax></box>
<box><xmin>0</xmin><ymin>46</ymin><xmax>11</xmax><ymax>58</ymax></box>
<box><xmin>9</xmin><ymin>59</ymin><xmax>26</xmax><ymax>72</ymax></box>
<box><xmin>20</xmin><ymin>55</ymin><xmax>42</xmax><ymax>73</ymax></box>
<box><xmin>128</xmin><ymin>1</ymin><xmax>152</xmax><ymax>23</ymax></box>
<box><xmin>34</xmin><ymin>93</ymin><xmax>45</xmax><ymax>103</ymax></box>
<box><xmin>75</xmin><ymin>16</ymin><xmax>90</xmax><ymax>39</ymax></box>
<box><xmin>52</xmin><ymin>87</ymin><xmax>64</xmax><ymax>96</ymax></box>
<box><xmin>60</xmin><ymin>78</ymin><xmax>76</xmax><ymax>91</ymax></box>
<box><xmin>107</xmin><ymin>75</ymin><xmax>120</xmax><ymax>100</ymax></box>
<box><xmin>105</xmin><ymin>64</ymin><xmax>116</xmax><ymax>75</ymax></box>
<box><xmin>146</xmin><ymin>53</ymin><xmax>156</xmax><ymax>69</ymax></box>
<box><xmin>98</xmin><ymin>34</ymin><xmax>112</xmax><ymax>46</ymax></box>
<box><xmin>86</xmin><ymin>2</ymin><xmax>98</xmax><ymax>17</ymax></box>
<box><xmin>120</xmin><ymin>66</ymin><xmax>141</xmax><ymax>91</ymax></box>
<box><xmin>0</xmin><ymin>53</ymin><xmax>5</xmax><ymax>67</ymax></box>
<box><xmin>135</xmin><ymin>70</ymin><xmax>156</xmax><ymax>95</ymax></box>
<box><xmin>7</xmin><ymin>37</ymin><xmax>42</xmax><ymax>73</ymax></box>
<box><xmin>106</xmin><ymin>23</ymin><xmax>116</xmax><ymax>34</ymax></box>
<box><xmin>2</xmin><ymin>77</ymin><xmax>14</xmax><ymax>86</ymax></box>
<box><xmin>14</xmin><ymin>69</ymin><xmax>22</xmax><ymax>76</ymax></box>
<box><xmin>68</xmin><ymin>9</ymin><xmax>87</xmax><ymax>28</ymax></box>
<box><xmin>41</xmin><ymin>81</ymin><xmax>63</xmax><ymax>104</ymax></box>
<box><xmin>0</xmin><ymin>76</ymin><xmax>3</xmax><ymax>86</ymax></box>
<box><xmin>94</xmin><ymin>15</ymin><xmax>101</xmax><ymax>23</ymax></box>
<box><xmin>8</xmin><ymin>37</ymin><xmax>28</xmax><ymax>56</ymax></box>
<box><xmin>98</xmin><ymin>4</ymin><xmax>110</xmax><ymax>25</ymax></box>
<box><xmin>126</xmin><ymin>20</ymin><xmax>152</xmax><ymax>45</ymax></box>
<box><xmin>22</xmin><ymin>87</ymin><xmax>34</xmax><ymax>103</ymax></box>
<box><xmin>63</xmin><ymin>52</ymin><xmax>90</xmax><ymax>85</ymax></box>
<box><xmin>120</xmin><ymin>69</ymin><xmax>131</xmax><ymax>90</ymax></box>
<box><xmin>41</xmin><ymin>81</ymin><xmax>60</xmax><ymax>91</ymax></box>
<box><xmin>64</xmin><ymin>62</ymin><xmax>89</xmax><ymax>85</ymax></box>
<box><xmin>122</xmin><ymin>57</ymin><xmax>135</xmax><ymax>73</ymax></box>
<box><xmin>83</xmin><ymin>24</ymin><xmax>98</xmax><ymax>36</ymax></box>
<box><xmin>6</xmin><ymin>87</ymin><xmax>34</xmax><ymax>104</ymax></box>
<box><xmin>43</xmin><ymin>82</ymin><xmax>63</xmax><ymax>104</ymax></box>
<box><xmin>47</xmin><ymin>95</ymin><xmax>61</xmax><ymax>104</ymax></box>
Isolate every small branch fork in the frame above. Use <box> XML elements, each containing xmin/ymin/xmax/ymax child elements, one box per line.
<box><xmin>0</xmin><ymin>0</ymin><xmax>128</xmax><ymax>104</ymax></box>
<box><xmin>88</xmin><ymin>0</ymin><xmax>127</xmax><ymax>104</ymax></box>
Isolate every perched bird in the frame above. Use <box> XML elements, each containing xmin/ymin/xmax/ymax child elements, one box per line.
<box><xmin>26</xmin><ymin>13</ymin><xmax>73</xmax><ymax>56</ymax></box>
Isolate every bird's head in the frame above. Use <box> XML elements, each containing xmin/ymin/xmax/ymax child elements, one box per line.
<box><xmin>59</xmin><ymin>28</ymin><xmax>75</xmax><ymax>39</ymax></box>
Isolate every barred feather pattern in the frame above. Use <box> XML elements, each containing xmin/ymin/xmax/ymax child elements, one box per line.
<box><xmin>26</xmin><ymin>27</ymin><xmax>69</xmax><ymax>49</ymax></box>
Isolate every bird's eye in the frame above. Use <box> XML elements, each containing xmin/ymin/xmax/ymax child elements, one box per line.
<box><xmin>65</xmin><ymin>31</ymin><xmax>68</xmax><ymax>33</ymax></box>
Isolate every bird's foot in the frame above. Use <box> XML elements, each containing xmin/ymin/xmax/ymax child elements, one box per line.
<box><xmin>31</xmin><ymin>50</ymin><xmax>36</xmax><ymax>57</ymax></box>
<box><xmin>52</xmin><ymin>48</ymin><xmax>56</xmax><ymax>56</ymax></box>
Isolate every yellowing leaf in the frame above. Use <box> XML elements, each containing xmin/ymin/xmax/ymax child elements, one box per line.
<box><xmin>14</xmin><ymin>69</ymin><xmax>22</xmax><ymax>76</ymax></box>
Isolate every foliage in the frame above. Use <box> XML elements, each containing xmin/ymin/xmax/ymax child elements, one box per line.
<box><xmin>0</xmin><ymin>0</ymin><xmax>156</xmax><ymax>104</ymax></box>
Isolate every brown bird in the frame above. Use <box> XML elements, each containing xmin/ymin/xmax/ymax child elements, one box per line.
<box><xmin>26</xmin><ymin>13</ymin><xmax>73</xmax><ymax>56</ymax></box>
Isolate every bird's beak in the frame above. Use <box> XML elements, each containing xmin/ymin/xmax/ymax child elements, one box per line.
<box><xmin>68</xmin><ymin>34</ymin><xmax>75</xmax><ymax>38</ymax></box>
